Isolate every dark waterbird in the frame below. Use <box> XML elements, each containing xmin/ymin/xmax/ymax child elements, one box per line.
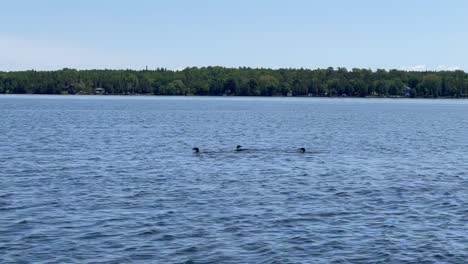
<box><xmin>298</xmin><ymin>148</ymin><xmax>306</xmax><ymax>153</ymax></box>
<box><xmin>235</xmin><ymin>145</ymin><xmax>247</xmax><ymax>152</ymax></box>
<box><xmin>192</xmin><ymin>147</ymin><xmax>199</xmax><ymax>153</ymax></box>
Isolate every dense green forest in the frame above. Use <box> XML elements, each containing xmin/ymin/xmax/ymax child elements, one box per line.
<box><xmin>1</xmin><ymin>67</ymin><xmax>468</xmax><ymax>97</ymax></box>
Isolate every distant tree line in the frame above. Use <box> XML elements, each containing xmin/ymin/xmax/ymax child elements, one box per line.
<box><xmin>1</xmin><ymin>67</ymin><xmax>468</xmax><ymax>98</ymax></box>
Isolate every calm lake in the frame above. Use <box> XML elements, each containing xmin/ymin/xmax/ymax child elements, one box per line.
<box><xmin>1</xmin><ymin>95</ymin><xmax>468</xmax><ymax>263</ymax></box>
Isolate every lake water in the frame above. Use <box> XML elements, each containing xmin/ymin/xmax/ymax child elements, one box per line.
<box><xmin>1</xmin><ymin>95</ymin><xmax>468</xmax><ymax>263</ymax></box>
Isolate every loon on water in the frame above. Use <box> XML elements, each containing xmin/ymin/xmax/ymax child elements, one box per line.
<box><xmin>236</xmin><ymin>145</ymin><xmax>246</xmax><ymax>151</ymax></box>
<box><xmin>298</xmin><ymin>148</ymin><xmax>306</xmax><ymax>153</ymax></box>
<box><xmin>192</xmin><ymin>147</ymin><xmax>200</xmax><ymax>153</ymax></box>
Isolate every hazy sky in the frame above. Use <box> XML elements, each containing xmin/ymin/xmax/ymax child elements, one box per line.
<box><xmin>1</xmin><ymin>0</ymin><xmax>467</xmax><ymax>71</ymax></box>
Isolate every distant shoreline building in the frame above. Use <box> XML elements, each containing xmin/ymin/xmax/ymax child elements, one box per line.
<box><xmin>94</xmin><ymin>88</ymin><xmax>105</xmax><ymax>95</ymax></box>
<box><xmin>402</xmin><ymin>86</ymin><xmax>411</xmax><ymax>97</ymax></box>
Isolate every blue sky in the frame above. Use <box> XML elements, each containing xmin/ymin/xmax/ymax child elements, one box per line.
<box><xmin>1</xmin><ymin>0</ymin><xmax>467</xmax><ymax>71</ymax></box>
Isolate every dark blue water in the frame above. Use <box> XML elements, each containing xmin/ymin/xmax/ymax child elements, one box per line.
<box><xmin>1</xmin><ymin>95</ymin><xmax>468</xmax><ymax>263</ymax></box>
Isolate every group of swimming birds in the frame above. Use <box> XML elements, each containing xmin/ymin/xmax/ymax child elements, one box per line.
<box><xmin>192</xmin><ymin>145</ymin><xmax>306</xmax><ymax>153</ymax></box>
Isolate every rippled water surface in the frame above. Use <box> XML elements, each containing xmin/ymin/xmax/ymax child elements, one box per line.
<box><xmin>1</xmin><ymin>95</ymin><xmax>468</xmax><ymax>263</ymax></box>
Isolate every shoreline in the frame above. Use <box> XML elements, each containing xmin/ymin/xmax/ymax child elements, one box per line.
<box><xmin>0</xmin><ymin>94</ymin><xmax>467</xmax><ymax>100</ymax></box>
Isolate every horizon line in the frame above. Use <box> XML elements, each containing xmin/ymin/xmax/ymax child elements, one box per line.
<box><xmin>1</xmin><ymin>66</ymin><xmax>466</xmax><ymax>73</ymax></box>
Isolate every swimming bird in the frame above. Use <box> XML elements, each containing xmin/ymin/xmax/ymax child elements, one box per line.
<box><xmin>298</xmin><ymin>148</ymin><xmax>306</xmax><ymax>153</ymax></box>
<box><xmin>192</xmin><ymin>147</ymin><xmax>200</xmax><ymax>153</ymax></box>
<box><xmin>236</xmin><ymin>145</ymin><xmax>246</xmax><ymax>151</ymax></box>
